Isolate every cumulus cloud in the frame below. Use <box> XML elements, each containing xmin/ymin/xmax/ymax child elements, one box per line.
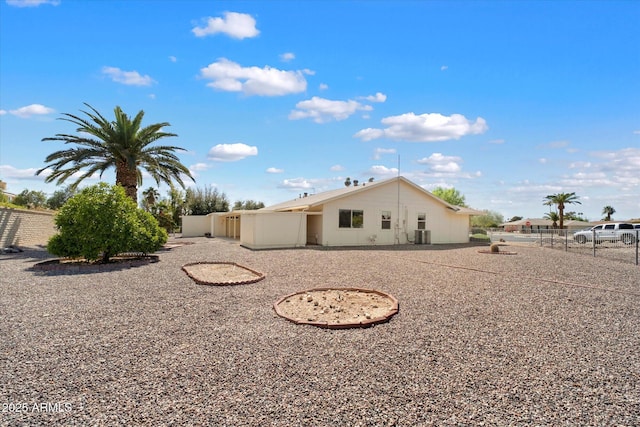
<box><xmin>373</xmin><ymin>148</ymin><xmax>396</xmax><ymax>160</ymax></box>
<box><xmin>367</xmin><ymin>165</ymin><xmax>399</xmax><ymax>177</ymax></box>
<box><xmin>192</xmin><ymin>11</ymin><xmax>259</xmax><ymax>39</ymax></box>
<box><xmin>330</xmin><ymin>164</ymin><xmax>345</xmax><ymax>172</ymax></box>
<box><xmin>417</xmin><ymin>153</ymin><xmax>463</xmax><ymax>173</ymax></box>
<box><xmin>207</xmin><ymin>143</ymin><xmax>258</xmax><ymax>162</ymax></box>
<box><xmin>278</xmin><ymin>178</ymin><xmax>314</xmax><ymax>190</ymax></box>
<box><xmin>6</xmin><ymin>0</ymin><xmax>59</xmax><ymax>7</ymax></box>
<box><xmin>266</xmin><ymin>167</ymin><xmax>284</xmax><ymax>174</ymax></box>
<box><xmin>0</xmin><ymin>165</ymin><xmax>48</xmax><ymax>179</ymax></box>
<box><xmin>8</xmin><ymin>104</ymin><xmax>55</xmax><ymax>118</ymax></box>
<box><xmin>102</xmin><ymin>66</ymin><xmax>154</xmax><ymax>86</ymax></box>
<box><xmin>354</xmin><ymin>112</ymin><xmax>488</xmax><ymax>142</ymax></box>
<box><xmin>359</xmin><ymin>92</ymin><xmax>387</xmax><ymax>103</ymax></box>
<box><xmin>319</xmin><ymin>83</ymin><xmax>329</xmax><ymax>91</ymax></box>
<box><xmin>200</xmin><ymin>58</ymin><xmax>309</xmax><ymax>96</ymax></box>
<box><xmin>280</xmin><ymin>52</ymin><xmax>295</xmax><ymax>62</ymax></box>
<box><xmin>289</xmin><ymin>96</ymin><xmax>373</xmax><ymax>123</ymax></box>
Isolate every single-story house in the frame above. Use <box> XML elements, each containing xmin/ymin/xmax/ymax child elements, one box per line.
<box><xmin>182</xmin><ymin>176</ymin><xmax>482</xmax><ymax>249</ymax></box>
<box><xmin>500</xmin><ymin>218</ymin><xmax>597</xmax><ymax>232</ymax></box>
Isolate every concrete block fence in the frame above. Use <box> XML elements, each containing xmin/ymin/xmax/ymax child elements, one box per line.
<box><xmin>0</xmin><ymin>207</ymin><xmax>56</xmax><ymax>248</ymax></box>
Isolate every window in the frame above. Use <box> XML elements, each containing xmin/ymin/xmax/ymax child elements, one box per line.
<box><xmin>381</xmin><ymin>211</ymin><xmax>391</xmax><ymax>230</ymax></box>
<box><xmin>417</xmin><ymin>213</ymin><xmax>426</xmax><ymax>230</ymax></box>
<box><xmin>339</xmin><ymin>209</ymin><xmax>364</xmax><ymax>228</ymax></box>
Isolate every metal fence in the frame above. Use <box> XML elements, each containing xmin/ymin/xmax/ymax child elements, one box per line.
<box><xmin>486</xmin><ymin>228</ymin><xmax>640</xmax><ymax>266</ymax></box>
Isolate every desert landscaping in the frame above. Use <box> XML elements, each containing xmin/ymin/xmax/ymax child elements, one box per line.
<box><xmin>1</xmin><ymin>237</ymin><xmax>639</xmax><ymax>425</ymax></box>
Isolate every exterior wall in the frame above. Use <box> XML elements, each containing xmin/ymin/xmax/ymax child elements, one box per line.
<box><xmin>0</xmin><ymin>207</ymin><xmax>56</xmax><ymax>247</ymax></box>
<box><xmin>307</xmin><ymin>214</ymin><xmax>322</xmax><ymax>245</ymax></box>
<box><xmin>240</xmin><ymin>212</ymin><xmax>306</xmax><ymax>249</ymax></box>
<box><xmin>320</xmin><ymin>181</ymin><xmax>470</xmax><ymax>246</ymax></box>
<box><xmin>181</xmin><ymin>215</ymin><xmax>212</xmax><ymax>237</ymax></box>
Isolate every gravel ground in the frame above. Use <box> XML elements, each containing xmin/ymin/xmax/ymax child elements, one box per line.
<box><xmin>1</xmin><ymin>237</ymin><xmax>639</xmax><ymax>426</ymax></box>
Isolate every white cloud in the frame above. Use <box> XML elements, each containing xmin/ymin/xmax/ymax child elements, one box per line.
<box><xmin>0</xmin><ymin>110</ymin><xmax>6</xmax><ymax>115</ymax></box>
<box><xmin>360</xmin><ymin>92</ymin><xmax>387</xmax><ymax>103</ymax></box>
<box><xmin>169</xmin><ymin>56</ymin><xmax>177</xmax><ymax>63</ymax></box>
<box><xmin>266</xmin><ymin>167</ymin><xmax>284</xmax><ymax>174</ymax></box>
<box><xmin>330</xmin><ymin>164</ymin><xmax>345</xmax><ymax>172</ymax></box>
<box><xmin>102</xmin><ymin>66</ymin><xmax>154</xmax><ymax>86</ymax></box>
<box><xmin>207</xmin><ymin>143</ymin><xmax>258</xmax><ymax>162</ymax></box>
<box><xmin>441</xmin><ymin>65</ymin><xmax>448</xmax><ymax>71</ymax></box>
<box><xmin>6</xmin><ymin>0</ymin><xmax>59</xmax><ymax>7</ymax></box>
<box><xmin>417</xmin><ymin>153</ymin><xmax>463</xmax><ymax>173</ymax></box>
<box><xmin>373</xmin><ymin>148</ymin><xmax>396</xmax><ymax>160</ymax></box>
<box><xmin>189</xmin><ymin>163</ymin><xmax>209</xmax><ymax>171</ymax></box>
<box><xmin>192</xmin><ymin>11</ymin><xmax>259</xmax><ymax>39</ymax></box>
<box><xmin>633</xmin><ymin>130</ymin><xmax>640</xmax><ymax>135</ymax></box>
<box><xmin>280</xmin><ymin>52</ymin><xmax>295</xmax><ymax>62</ymax></box>
<box><xmin>354</xmin><ymin>112</ymin><xmax>488</xmax><ymax>142</ymax></box>
<box><xmin>319</xmin><ymin>83</ymin><xmax>329</xmax><ymax>91</ymax></box>
<box><xmin>489</xmin><ymin>139</ymin><xmax>505</xmax><ymax>144</ymax></box>
<box><xmin>289</xmin><ymin>96</ymin><xmax>372</xmax><ymax>123</ymax></box>
<box><xmin>0</xmin><ymin>165</ymin><xmax>48</xmax><ymax>179</ymax></box>
<box><xmin>367</xmin><ymin>165</ymin><xmax>399</xmax><ymax>177</ymax></box>
<box><xmin>200</xmin><ymin>58</ymin><xmax>309</xmax><ymax>96</ymax></box>
<box><xmin>539</xmin><ymin>158</ymin><xmax>547</xmax><ymax>164</ymax></box>
<box><xmin>8</xmin><ymin>104</ymin><xmax>55</xmax><ymax>118</ymax></box>
<box><xmin>278</xmin><ymin>178</ymin><xmax>314</xmax><ymax>190</ymax></box>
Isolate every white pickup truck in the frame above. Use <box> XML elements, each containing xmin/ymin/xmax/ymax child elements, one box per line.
<box><xmin>573</xmin><ymin>223</ymin><xmax>637</xmax><ymax>245</ymax></box>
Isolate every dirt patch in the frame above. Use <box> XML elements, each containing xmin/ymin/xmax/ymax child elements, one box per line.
<box><xmin>182</xmin><ymin>262</ymin><xmax>265</xmax><ymax>286</ymax></box>
<box><xmin>274</xmin><ymin>288</ymin><xmax>399</xmax><ymax>329</ymax></box>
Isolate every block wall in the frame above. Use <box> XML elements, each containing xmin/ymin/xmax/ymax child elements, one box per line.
<box><xmin>0</xmin><ymin>207</ymin><xmax>57</xmax><ymax>247</ymax></box>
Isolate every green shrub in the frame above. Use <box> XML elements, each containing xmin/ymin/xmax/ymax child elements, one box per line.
<box><xmin>47</xmin><ymin>183</ymin><xmax>167</xmax><ymax>262</ymax></box>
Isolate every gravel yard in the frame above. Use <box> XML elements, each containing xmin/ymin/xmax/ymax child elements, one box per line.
<box><xmin>1</xmin><ymin>237</ymin><xmax>639</xmax><ymax>426</ymax></box>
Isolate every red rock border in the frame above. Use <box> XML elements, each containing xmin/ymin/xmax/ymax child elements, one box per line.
<box><xmin>181</xmin><ymin>262</ymin><xmax>265</xmax><ymax>286</ymax></box>
<box><xmin>273</xmin><ymin>287</ymin><xmax>399</xmax><ymax>329</ymax></box>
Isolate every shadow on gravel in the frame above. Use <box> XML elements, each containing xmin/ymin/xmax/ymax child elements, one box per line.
<box><xmin>27</xmin><ymin>255</ymin><xmax>160</xmax><ymax>276</ymax></box>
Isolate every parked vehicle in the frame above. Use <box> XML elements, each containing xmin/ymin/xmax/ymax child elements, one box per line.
<box><xmin>574</xmin><ymin>223</ymin><xmax>637</xmax><ymax>245</ymax></box>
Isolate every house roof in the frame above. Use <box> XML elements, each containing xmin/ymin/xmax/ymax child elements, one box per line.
<box><xmin>261</xmin><ymin>176</ymin><xmax>482</xmax><ymax>215</ymax></box>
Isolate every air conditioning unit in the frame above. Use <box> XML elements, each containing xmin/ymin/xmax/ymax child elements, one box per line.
<box><xmin>415</xmin><ymin>230</ymin><xmax>431</xmax><ymax>245</ymax></box>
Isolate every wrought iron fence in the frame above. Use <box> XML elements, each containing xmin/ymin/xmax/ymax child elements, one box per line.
<box><xmin>485</xmin><ymin>228</ymin><xmax>639</xmax><ymax>266</ymax></box>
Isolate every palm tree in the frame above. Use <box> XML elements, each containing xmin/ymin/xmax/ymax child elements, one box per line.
<box><xmin>543</xmin><ymin>211</ymin><xmax>560</xmax><ymax>228</ymax></box>
<box><xmin>602</xmin><ymin>205</ymin><xmax>615</xmax><ymax>221</ymax></box>
<box><xmin>36</xmin><ymin>103</ymin><xmax>194</xmax><ymax>203</ymax></box>
<box><xmin>142</xmin><ymin>187</ymin><xmax>160</xmax><ymax>212</ymax></box>
<box><xmin>543</xmin><ymin>192</ymin><xmax>581</xmax><ymax>232</ymax></box>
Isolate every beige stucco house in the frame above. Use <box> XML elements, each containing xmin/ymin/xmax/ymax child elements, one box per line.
<box><xmin>182</xmin><ymin>176</ymin><xmax>481</xmax><ymax>249</ymax></box>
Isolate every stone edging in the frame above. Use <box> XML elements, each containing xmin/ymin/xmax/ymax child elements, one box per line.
<box><xmin>477</xmin><ymin>250</ymin><xmax>518</xmax><ymax>255</ymax></box>
<box><xmin>273</xmin><ymin>287</ymin><xmax>399</xmax><ymax>329</ymax></box>
<box><xmin>181</xmin><ymin>262</ymin><xmax>265</xmax><ymax>286</ymax></box>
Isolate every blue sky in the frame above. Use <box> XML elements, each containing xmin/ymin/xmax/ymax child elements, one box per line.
<box><xmin>1</xmin><ymin>0</ymin><xmax>638</xmax><ymax>221</ymax></box>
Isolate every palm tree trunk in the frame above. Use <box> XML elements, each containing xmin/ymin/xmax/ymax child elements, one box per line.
<box><xmin>116</xmin><ymin>161</ymin><xmax>139</xmax><ymax>202</ymax></box>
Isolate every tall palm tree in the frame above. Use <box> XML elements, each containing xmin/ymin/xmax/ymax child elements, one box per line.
<box><xmin>36</xmin><ymin>103</ymin><xmax>194</xmax><ymax>203</ymax></box>
<box><xmin>602</xmin><ymin>205</ymin><xmax>615</xmax><ymax>221</ymax></box>
<box><xmin>543</xmin><ymin>192</ymin><xmax>581</xmax><ymax>232</ymax></box>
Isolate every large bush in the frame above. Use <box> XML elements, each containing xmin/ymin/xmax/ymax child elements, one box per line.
<box><xmin>47</xmin><ymin>183</ymin><xmax>167</xmax><ymax>262</ymax></box>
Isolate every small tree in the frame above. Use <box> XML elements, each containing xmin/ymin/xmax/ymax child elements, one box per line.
<box><xmin>431</xmin><ymin>187</ymin><xmax>467</xmax><ymax>207</ymax></box>
<box><xmin>13</xmin><ymin>189</ymin><xmax>47</xmax><ymax>209</ymax></box>
<box><xmin>471</xmin><ymin>210</ymin><xmax>504</xmax><ymax>228</ymax></box>
<box><xmin>233</xmin><ymin>200</ymin><xmax>265</xmax><ymax>210</ymax></box>
<box><xmin>184</xmin><ymin>186</ymin><xmax>229</xmax><ymax>215</ymax></box>
<box><xmin>47</xmin><ymin>183</ymin><xmax>167</xmax><ymax>262</ymax></box>
<box><xmin>46</xmin><ymin>186</ymin><xmax>77</xmax><ymax>210</ymax></box>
